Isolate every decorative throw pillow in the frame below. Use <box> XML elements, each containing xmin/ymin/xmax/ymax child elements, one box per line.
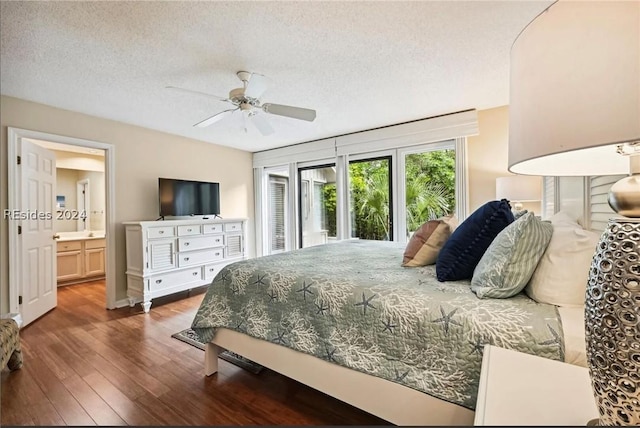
<box><xmin>436</xmin><ymin>199</ymin><xmax>515</xmax><ymax>281</ymax></box>
<box><xmin>525</xmin><ymin>214</ymin><xmax>600</xmax><ymax>307</ymax></box>
<box><xmin>471</xmin><ymin>212</ymin><xmax>553</xmax><ymax>299</ymax></box>
<box><xmin>402</xmin><ymin>216</ymin><xmax>457</xmax><ymax>267</ymax></box>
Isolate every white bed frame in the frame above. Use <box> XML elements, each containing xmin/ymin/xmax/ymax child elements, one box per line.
<box><xmin>205</xmin><ymin>328</ymin><xmax>474</xmax><ymax>426</ymax></box>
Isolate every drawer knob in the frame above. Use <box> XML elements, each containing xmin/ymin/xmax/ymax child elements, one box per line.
<box><xmin>232</xmin><ymin>225</ymin><xmax>236</xmax><ymax>229</ymax></box>
<box><xmin>156</xmin><ymin>279</ymin><xmax>162</xmax><ymax>284</ymax></box>
<box><xmin>159</xmin><ymin>230</ymin><xmax>164</xmax><ymax>234</ymax></box>
<box><xmin>209</xmin><ymin>268</ymin><xmax>215</xmax><ymax>272</ymax></box>
<box><xmin>187</xmin><ymin>228</ymin><xmax>192</xmax><ymax>232</ymax></box>
<box><xmin>184</xmin><ymin>242</ymin><xmax>190</xmax><ymax>246</ymax></box>
<box><xmin>215</xmin><ymin>252</ymin><xmax>220</xmax><ymax>256</ymax></box>
<box><xmin>192</xmin><ymin>272</ymin><xmax>198</xmax><ymax>276</ymax></box>
<box><xmin>184</xmin><ymin>257</ymin><xmax>190</xmax><ymax>261</ymax></box>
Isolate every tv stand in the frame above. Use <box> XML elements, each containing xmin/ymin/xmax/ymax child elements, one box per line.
<box><xmin>123</xmin><ymin>217</ymin><xmax>247</xmax><ymax>312</ymax></box>
<box><xmin>203</xmin><ymin>214</ymin><xmax>223</xmax><ymax>220</ymax></box>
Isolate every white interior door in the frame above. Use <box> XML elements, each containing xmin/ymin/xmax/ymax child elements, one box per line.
<box><xmin>20</xmin><ymin>139</ymin><xmax>57</xmax><ymax>326</ymax></box>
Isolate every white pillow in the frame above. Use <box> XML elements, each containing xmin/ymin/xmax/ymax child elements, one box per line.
<box><xmin>525</xmin><ymin>213</ymin><xmax>601</xmax><ymax>307</ymax></box>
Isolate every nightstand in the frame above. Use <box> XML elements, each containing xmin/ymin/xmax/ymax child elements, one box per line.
<box><xmin>474</xmin><ymin>345</ymin><xmax>599</xmax><ymax>426</ymax></box>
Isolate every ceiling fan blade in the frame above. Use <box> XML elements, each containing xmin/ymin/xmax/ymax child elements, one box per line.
<box><xmin>262</xmin><ymin>103</ymin><xmax>316</xmax><ymax>122</ymax></box>
<box><xmin>244</xmin><ymin>73</ymin><xmax>271</xmax><ymax>99</ymax></box>
<box><xmin>166</xmin><ymin>86</ymin><xmax>229</xmax><ymax>102</ymax></box>
<box><xmin>250</xmin><ymin>113</ymin><xmax>275</xmax><ymax>136</ymax></box>
<box><xmin>194</xmin><ymin>108</ymin><xmax>237</xmax><ymax>128</ymax></box>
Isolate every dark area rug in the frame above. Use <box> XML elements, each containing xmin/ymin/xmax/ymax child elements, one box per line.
<box><xmin>171</xmin><ymin>328</ymin><xmax>263</xmax><ymax>374</ymax></box>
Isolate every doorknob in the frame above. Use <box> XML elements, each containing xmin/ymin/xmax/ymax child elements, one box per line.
<box><xmin>53</xmin><ymin>234</ymin><xmax>60</xmax><ymax>240</ymax></box>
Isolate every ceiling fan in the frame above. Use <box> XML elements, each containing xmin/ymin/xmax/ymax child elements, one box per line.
<box><xmin>167</xmin><ymin>71</ymin><xmax>317</xmax><ymax>136</ymax></box>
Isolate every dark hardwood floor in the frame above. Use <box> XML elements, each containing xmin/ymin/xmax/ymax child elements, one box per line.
<box><xmin>1</xmin><ymin>280</ymin><xmax>389</xmax><ymax>426</ymax></box>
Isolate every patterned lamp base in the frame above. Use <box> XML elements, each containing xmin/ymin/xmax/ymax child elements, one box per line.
<box><xmin>585</xmin><ymin>219</ymin><xmax>640</xmax><ymax>425</ymax></box>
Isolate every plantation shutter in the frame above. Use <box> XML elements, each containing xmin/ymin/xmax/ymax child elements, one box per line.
<box><xmin>269</xmin><ymin>177</ymin><xmax>287</xmax><ymax>252</ymax></box>
<box><xmin>589</xmin><ymin>175</ymin><xmax>625</xmax><ymax>232</ymax></box>
<box><xmin>542</xmin><ymin>176</ymin><xmax>556</xmax><ymax>219</ymax></box>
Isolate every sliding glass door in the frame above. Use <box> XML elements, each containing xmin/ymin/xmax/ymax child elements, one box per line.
<box><xmin>298</xmin><ymin>164</ymin><xmax>337</xmax><ymax>248</ymax></box>
<box><xmin>349</xmin><ymin>156</ymin><xmax>393</xmax><ymax>241</ymax></box>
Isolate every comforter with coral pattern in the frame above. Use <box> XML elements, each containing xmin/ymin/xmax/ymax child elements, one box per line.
<box><xmin>192</xmin><ymin>240</ymin><xmax>564</xmax><ymax>409</ymax></box>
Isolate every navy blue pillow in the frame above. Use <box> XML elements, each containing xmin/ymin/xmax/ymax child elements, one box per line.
<box><xmin>436</xmin><ymin>199</ymin><xmax>515</xmax><ymax>281</ymax></box>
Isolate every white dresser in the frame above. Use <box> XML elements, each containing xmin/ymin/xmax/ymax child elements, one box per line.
<box><xmin>124</xmin><ymin>218</ymin><xmax>247</xmax><ymax>312</ymax></box>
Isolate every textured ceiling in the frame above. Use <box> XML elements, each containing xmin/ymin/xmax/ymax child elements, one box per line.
<box><xmin>0</xmin><ymin>1</ymin><xmax>552</xmax><ymax>153</ymax></box>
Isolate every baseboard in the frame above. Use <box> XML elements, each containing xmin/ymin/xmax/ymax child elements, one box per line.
<box><xmin>115</xmin><ymin>297</ymin><xmax>139</xmax><ymax>308</ymax></box>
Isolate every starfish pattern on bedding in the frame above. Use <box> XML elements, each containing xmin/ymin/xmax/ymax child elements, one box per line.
<box><xmin>252</xmin><ymin>274</ymin><xmax>267</xmax><ymax>287</ymax></box>
<box><xmin>538</xmin><ymin>324</ymin><xmax>564</xmax><ymax>356</ymax></box>
<box><xmin>217</xmin><ymin>270</ymin><xmax>229</xmax><ymax>284</ymax></box>
<box><xmin>354</xmin><ymin>292</ymin><xmax>377</xmax><ymax>316</ymax></box>
<box><xmin>382</xmin><ymin>317</ymin><xmax>397</xmax><ymax>334</ymax></box>
<box><xmin>296</xmin><ymin>281</ymin><xmax>314</xmax><ymax>301</ymax></box>
<box><xmin>267</xmin><ymin>290</ymin><xmax>278</xmax><ymax>302</ymax></box>
<box><xmin>432</xmin><ymin>307</ymin><xmax>462</xmax><ymax>336</ymax></box>
<box><xmin>273</xmin><ymin>328</ymin><xmax>287</xmax><ymax>345</ymax></box>
<box><xmin>315</xmin><ymin>301</ymin><xmax>329</xmax><ymax>315</ymax></box>
<box><xmin>469</xmin><ymin>336</ymin><xmax>489</xmax><ymax>356</ymax></box>
<box><xmin>235</xmin><ymin>318</ymin><xmax>245</xmax><ymax>332</ymax></box>
<box><xmin>394</xmin><ymin>368</ymin><xmax>409</xmax><ymax>382</ymax></box>
<box><xmin>325</xmin><ymin>346</ymin><xmax>337</xmax><ymax>362</ymax></box>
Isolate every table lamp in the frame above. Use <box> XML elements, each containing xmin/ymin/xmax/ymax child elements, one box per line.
<box><xmin>508</xmin><ymin>0</ymin><xmax>639</xmax><ymax>425</ymax></box>
<box><xmin>495</xmin><ymin>175</ymin><xmax>542</xmax><ymax>212</ymax></box>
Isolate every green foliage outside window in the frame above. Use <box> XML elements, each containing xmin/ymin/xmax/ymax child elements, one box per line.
<box><xmin>319</xmin><ymin>150</ymin><xmax>455</xmax><ymax>240</ymax></box>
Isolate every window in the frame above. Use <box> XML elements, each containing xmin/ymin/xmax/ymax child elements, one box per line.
<box><xmin>268</xmin><ymin>175</ymin><xmax>288</xmax><ymax>253</ymax></box>
<box><xmin>348</xmin><ymin>156</ymin><xmax>392</xmax><ymax>241</ymax></box>
<box><xmin>403</xmin><ymin>149</ymin><xmax>456</xmax><ymax>238</ymax></box>
<box><xmin>254</xmin><ymin>112</ymin><xmax>473</xmax><ymax>252</ymax></box>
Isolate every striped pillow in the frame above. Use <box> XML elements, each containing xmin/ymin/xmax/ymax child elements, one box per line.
<box><xmin>471</xmin><ymin>212</ymin><xmax>553</xmax><ymax>299</ymax></box>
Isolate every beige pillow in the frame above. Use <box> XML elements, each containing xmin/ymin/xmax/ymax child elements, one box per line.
<box><xmin>402</xmin><ymin>216</ymin><xmax>457</xmax><ymax>267</ymax></box>
<box><xmin>525</xmin><ymin>214</ymin><xmax>600</xmax><ymax>307</ymax></box>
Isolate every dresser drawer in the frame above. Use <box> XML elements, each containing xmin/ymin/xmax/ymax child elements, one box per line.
<box><xmin>178</xmin><ymin>235</ymin><xmax>223</xmax><ymax>252</ymax></box>
<box><xmin>177</xmin><ymin>248</ymin><xmax>223</xmax><ymax>267</ymax></box>
<box><xmin>148</xmin><ymin>267</ymin><xmax>201</xmax><ymax>291</ymax></box>
<box><xmin>204</xmin><ymin>263</ymin><xmax>222</xmax><ymax>282</ymax></box>
<box><xmin>85</xmin><ymin>238</ymin><xmax>106</xmax><ymax>249</ymax></box>
<box><xmin>57</xmin><ymin>241</ymin><xmax>82</xmax><ymax>252</ymax></box>
<box><xmin>224</xmin><ymin>222</ymin><xmax>243</xmax><ymax>233</ymax></box>
<box><xmin>203</xmin><ymin>224</ymin><xmax>223</xmax><ymax>234</ymax></box>
<box><xmin>148</xmin><ymin>226</ymin><xmax>175</xmax><ymax>239</ymax></box>
<box><xmin>177</xmin><ymin>225</ymin><xmax>201</xmax><ymax>236</ymax></box>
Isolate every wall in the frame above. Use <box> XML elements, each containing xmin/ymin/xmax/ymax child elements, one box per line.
<box><xmin>1</xmin><ymin>95</ymin><xmax>254</xmax><ymax>313</ymax></box>
<box><xmin>467</xmin><ymin>106</ymin><xmax>510</xmax><ymax>212</ymax></box>
<box><xmin>55</xmin><ymin>168</ymin><xmax>80</xmax><ymax>233</ymax></box>
<box><xmin>466</xmin><ymin>105</ymin><xmax>541</xmax><ymax>215</ymax></box>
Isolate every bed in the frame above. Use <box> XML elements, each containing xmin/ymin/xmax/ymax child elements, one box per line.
<box><xmin>191</xmin><ymin>239</ymin><xmax>587</xmax><ymax>425</ymax></box>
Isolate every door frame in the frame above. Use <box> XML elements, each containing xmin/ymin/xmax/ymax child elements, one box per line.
<box><xmin>8</xmin><ymin>127</ymin><xmax>117</xmax><ymax>312</ymax></box>
<box><xmin>76</xmin><ymin>178</ymin><xmax>90</xmax><ymax>231</ymax></box>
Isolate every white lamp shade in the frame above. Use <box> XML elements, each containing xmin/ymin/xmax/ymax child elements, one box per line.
<box><xmin>496</xmin><ymin>175</ymin><xmax>542</xmax><ymax>202</ymax></box>
<box><xmin>508</xmin><ymin>0</ymin><xmax>640</xmax><ymax>176</ymax></box>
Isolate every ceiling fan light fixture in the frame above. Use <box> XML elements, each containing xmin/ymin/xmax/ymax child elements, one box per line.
<box><xmin>168</xmin><ymin>70</ymin><xmax>317</xmax><ymax>133</ymax></box>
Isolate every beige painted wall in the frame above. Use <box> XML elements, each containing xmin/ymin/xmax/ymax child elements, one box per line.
<box><xmin>466</xmin><ymin>105</ymin><xmax>541</xmax><ymax>215</ymax></box>
<box><xmin>467</xmin><ymin>106</ymin><xmax>510</xmax><ymax>212</ymax></box>
<box><xmin>1</xmin><ymin>95</ymin><xmax>254</xmax><ymax>313</ymax></box>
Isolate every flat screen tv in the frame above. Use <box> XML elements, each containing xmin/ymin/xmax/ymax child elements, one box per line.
<box><xmin>159</xmin><ymin>178</ymin><xmax>220</xmax><ymax>217</ymax></box>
